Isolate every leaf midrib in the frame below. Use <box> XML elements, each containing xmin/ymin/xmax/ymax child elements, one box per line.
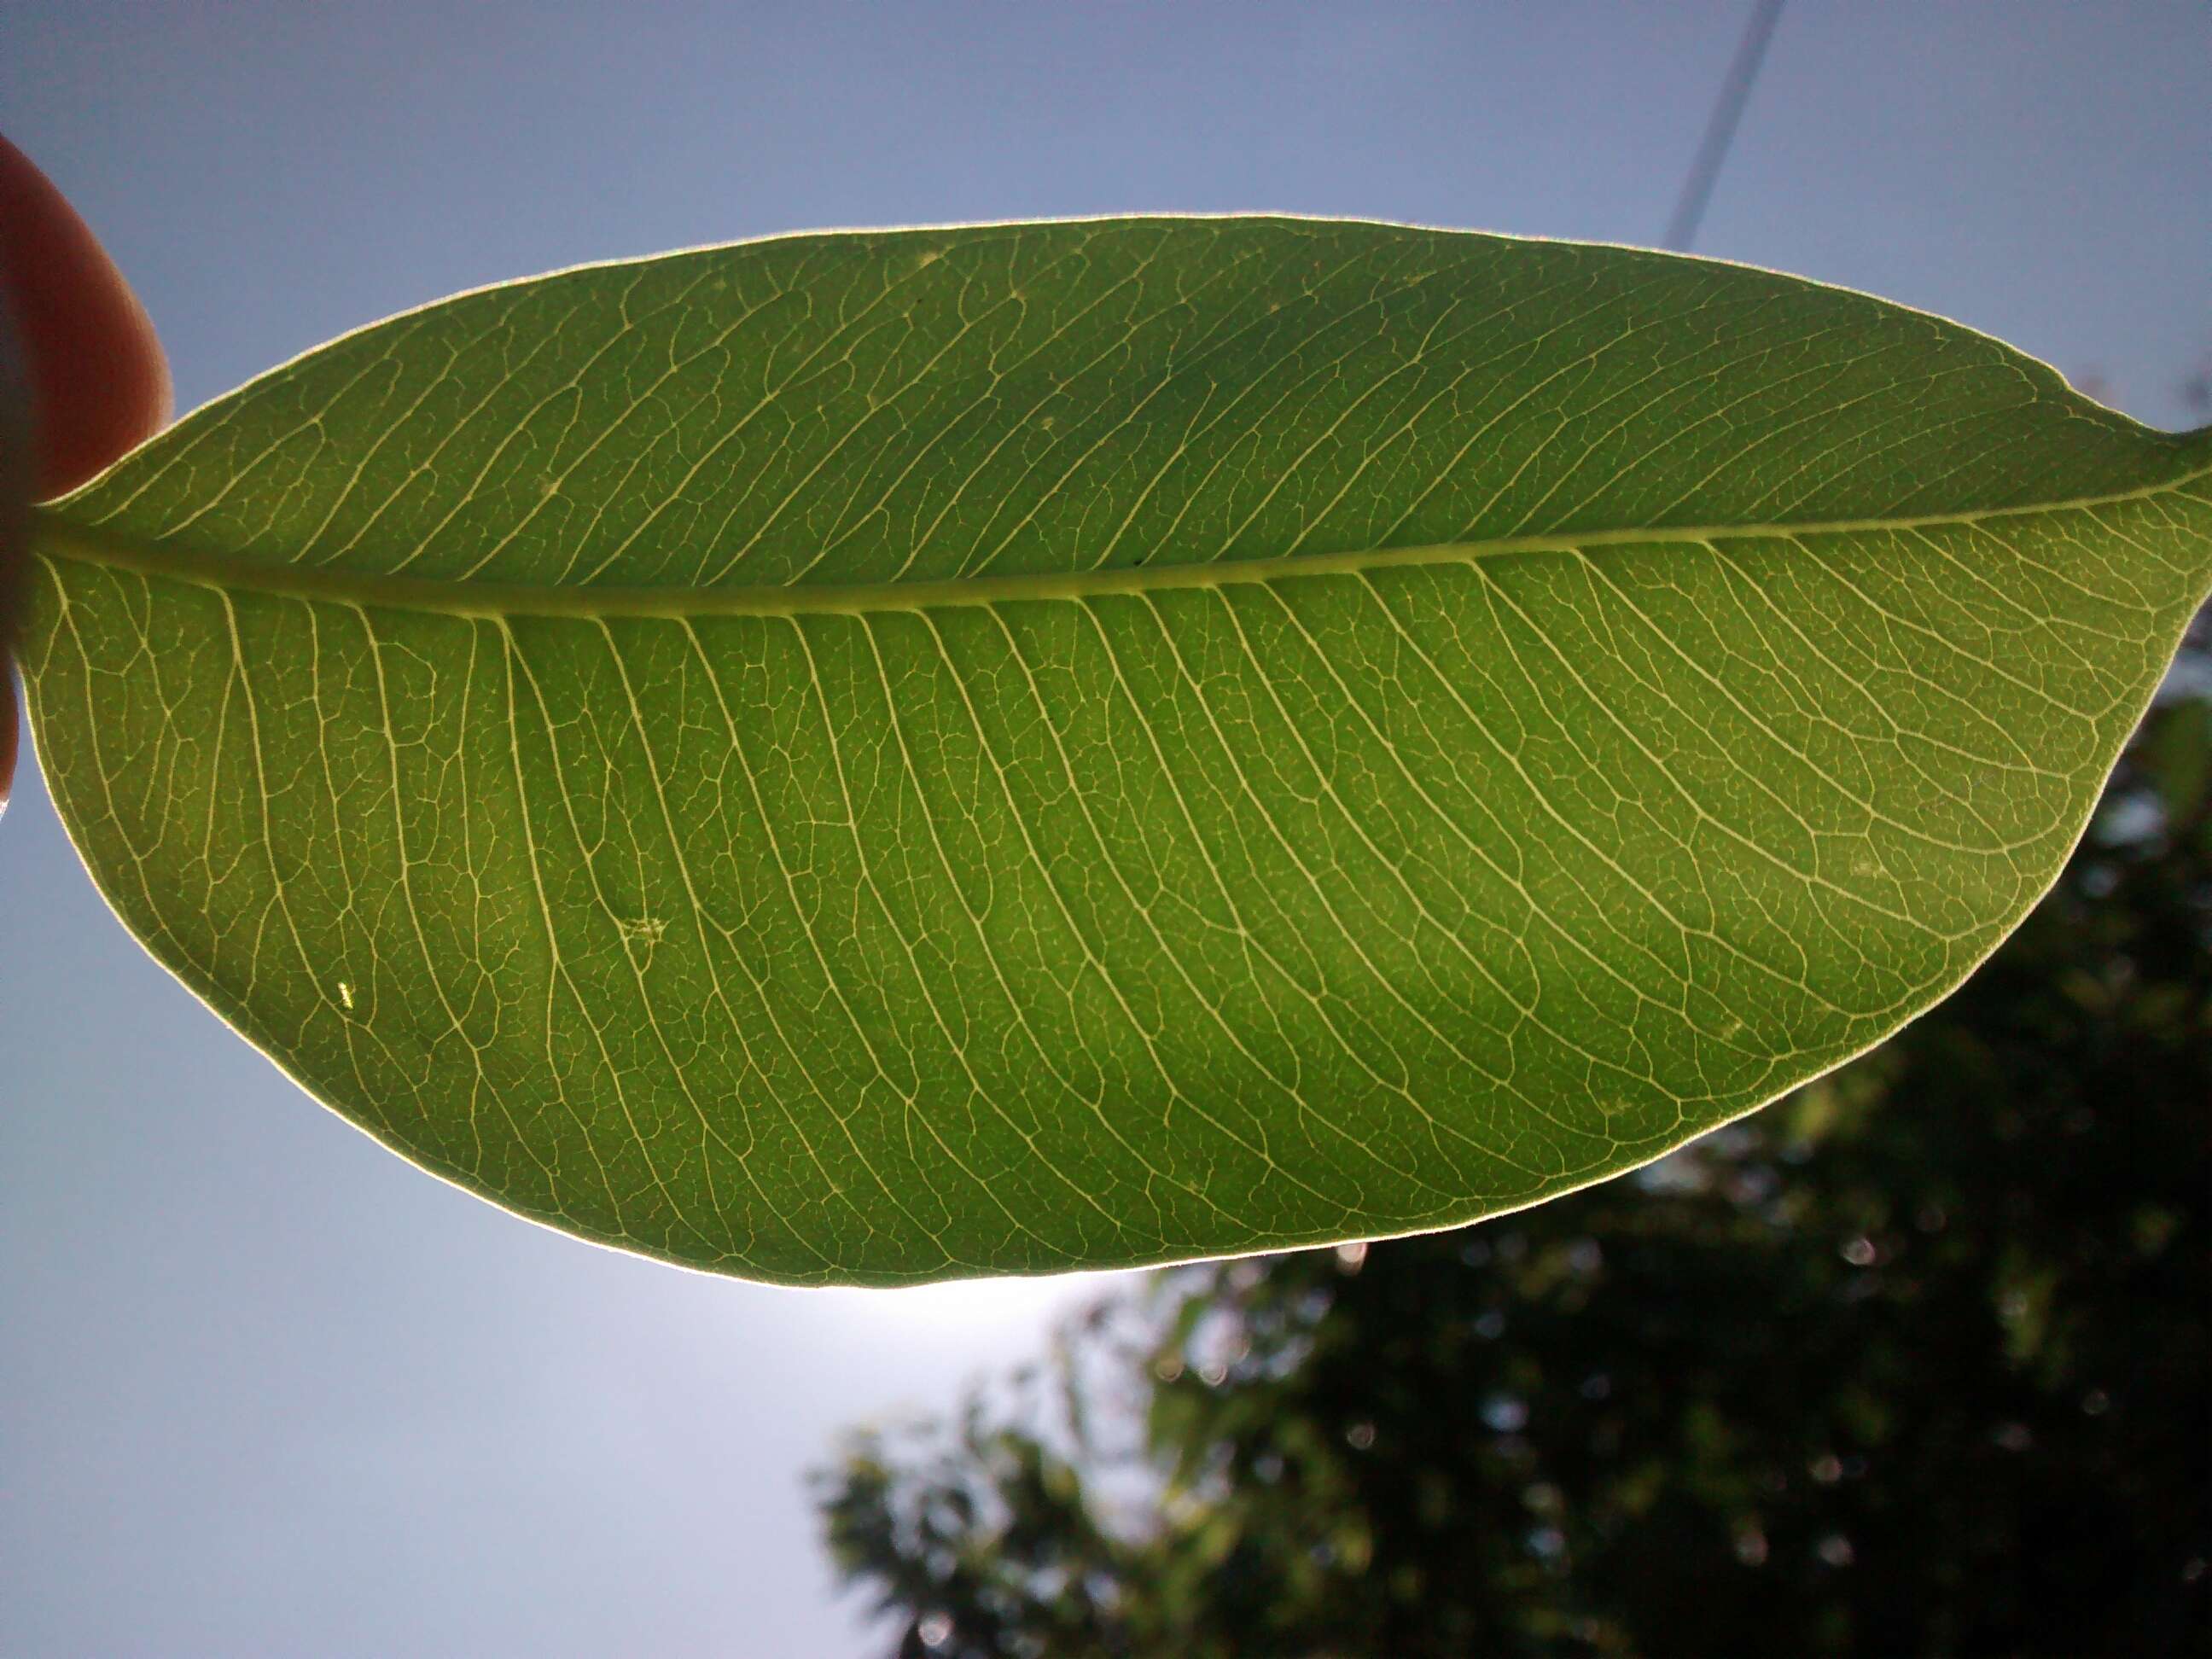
<box><xmin>29</xmin><ymin>454</ymin><xmax>2212</xmax><ymax>623</ymax></box>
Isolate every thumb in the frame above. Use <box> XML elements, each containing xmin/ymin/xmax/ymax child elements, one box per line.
<box><xmin>0</xmin><ymin>132</ymin><xmax>172</xmax><ymax>818</ymax></box>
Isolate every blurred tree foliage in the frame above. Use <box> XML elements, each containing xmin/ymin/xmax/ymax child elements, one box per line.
<box><xmin>816</xmin><ymin>631</ymin><xmax>2210</xmax><ymax>1659</ymax></box>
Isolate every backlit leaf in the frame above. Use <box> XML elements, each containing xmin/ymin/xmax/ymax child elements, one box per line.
<box><xmin>20</xmin><ymin>218</ymin><xmax>2212</xmax><ymax>1283</ymax></box>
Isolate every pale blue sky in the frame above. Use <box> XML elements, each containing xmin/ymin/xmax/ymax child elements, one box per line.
<box><xmin>2</xmin><ymin>3</ymin><xmax>2206</xmax><ymax>1654</ymax></box>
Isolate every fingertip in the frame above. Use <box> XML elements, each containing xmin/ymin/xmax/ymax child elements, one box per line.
<box><xmin>0</xmin><ymin>131</ymin><xmax>172</xmax><ymax>499</ymax></box>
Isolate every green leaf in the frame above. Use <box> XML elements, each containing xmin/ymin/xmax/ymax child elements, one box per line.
<box><xmin>19</xmin><ymin>217</ymin><xmax>2212</xmax><ymax>1285</ymax></box>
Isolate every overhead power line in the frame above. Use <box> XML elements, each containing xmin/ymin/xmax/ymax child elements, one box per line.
<box><xmin>1663</xmin><ymin>0</ymin><xmax>1785</xmax><ymax>252</ymax></box>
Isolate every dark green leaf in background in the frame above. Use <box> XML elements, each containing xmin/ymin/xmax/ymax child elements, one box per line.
<box><xmin>18</xmin><ymin>218</ymin><xmax>2212</xmax><ymax>1283</ymax></box>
